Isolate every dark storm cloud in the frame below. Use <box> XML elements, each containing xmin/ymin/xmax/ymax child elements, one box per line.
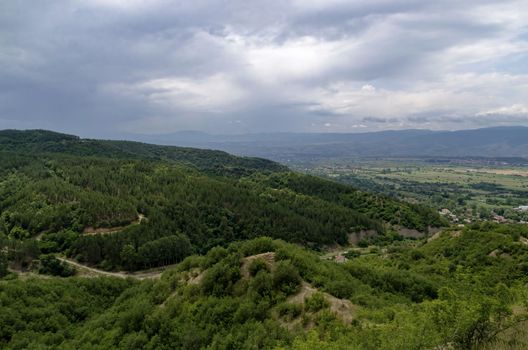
<box><xmin>1</xmin><ymin>0</ymin><xmax>527</xmax><ymax>136</ymax></box>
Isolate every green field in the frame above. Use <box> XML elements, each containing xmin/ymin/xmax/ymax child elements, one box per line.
<box><xmin>301</xmin><ymin>158</ymin><xmax>528</xmax><ymax>224</ymax></box>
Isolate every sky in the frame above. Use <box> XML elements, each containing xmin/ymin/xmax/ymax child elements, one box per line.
<box><xmin>1</xmin><ymin>0</ymin><xmax>528</xmax><ymax>136</ymax></box>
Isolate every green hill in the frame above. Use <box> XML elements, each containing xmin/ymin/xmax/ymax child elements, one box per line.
<box><xmin>0</xmin><ymin>130</ymin><xmax>444</xmax><ymax>272</ymax></box>
<box><xmin>0</xmin><ymin>129</ymin><xmax>287</xmax><ymax>176</ymax></box>
<box><xmin>2</xmin><ymin>224</ymin><xmax>528</xmax><ymax>349</ymax></box>
<box><xmin>1</xmin><ymin>130</ymin><xmax>526</xmax><ymax>349</ymax></box>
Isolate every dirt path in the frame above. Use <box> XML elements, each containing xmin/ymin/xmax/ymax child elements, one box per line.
<box><xmin>83</xmin><ymin>213</ymin><xmax>147</xmax><ymax>236</ymax></box>
<box><xmin>57</xmin><ymin>257</ymin><xmax>168</xmax><ymax>280</ymax></box>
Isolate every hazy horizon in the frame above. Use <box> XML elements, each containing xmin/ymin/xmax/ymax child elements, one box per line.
<box><xmin>2</xmin><ymin>1</ymin><xmax>528</xmax><ymax>138</ymax></box>
<box><xmin>4</xmin><ymin>125</ymin><xmax>528</xmax><ymax>140</ymax></box>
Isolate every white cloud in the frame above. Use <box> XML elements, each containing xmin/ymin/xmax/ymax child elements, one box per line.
<box><xmin>104</xmin><ymin>74</ymin><xmax>247</xmax><ymax>113</ymax></box>
<box><xmin>303</xmin><ymin>72</ymin><xmax>528</xmax><ymax>129</ymax></box>
<box><xmin>2</xmin><ymin>0</ymin><xmax>528</xmax><ymax>134</ymax></box>
<box><xmin>79</xmin><ymin>0</ymin><xmax>156</xmax><ymax>10</ymax></box>
<box><xmin>219</xmin><ymin>33</ymin><xmax>356</xmax><ymax>85</ymax></box>
<box><xmin>477</xmin><ymin>104</ymin><xmax>528</xmax><ymax>117</ymax></box>
<box><xmin>361</xmin><ymin>84</ymin><xmax>376</xmax><ymax>92</ymax></box>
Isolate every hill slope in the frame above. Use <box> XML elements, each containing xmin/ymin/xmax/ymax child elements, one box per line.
<box><xmin>0</xmin><ymin>129</ymin><xmax>287</xmax><ymax>176</ymax></box>
<box><xmin>0</xmin><ymin>130</ymin><xmax>444</xmax><ymax>272</ymax></box>
<box><xmin>2</xmin><ymin>225</ymin><xmax>528</xmax><ymax>349</ymax></box>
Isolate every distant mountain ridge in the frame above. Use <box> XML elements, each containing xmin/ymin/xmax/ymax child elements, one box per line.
<box><xmin>132</xmin><ymin>126</ymin><xmax>528</xmax><ymax>162</ymax></box>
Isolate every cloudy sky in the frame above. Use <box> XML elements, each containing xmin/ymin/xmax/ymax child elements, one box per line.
<box><xmin>1</xmin><ymin>0</ymin><xmax>528</xmax><ymax>136</ymax></box>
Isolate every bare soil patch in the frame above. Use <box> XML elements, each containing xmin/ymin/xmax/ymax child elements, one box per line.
<box><xmin>83</xmin><ymin>213</ymin><xmax>147</xmax><ymax>235</ymax></box>
<box><xmin>241</xmin><ymin>252</ymin><xmax>275</xmax><ymax>278</ymax></box>
<box><xmin>348</xmin><ymin>230</ymin><xmax>377</xmax><ymax>244</ymax></box>
<box><xmin>287</xmin><ymin>281</ymin><xmax>357</xmax><ymax>324</ymax></box>
<box><xmin>451</xmin><ymin>231</ymin><xmax>462</xmax><ymax>238</ymax></box>
<box><xmin>188</xmin><ymin>268</ymin><xmax>205</xmax><ymax>285</ymax></box>
<box><xmin>427</xmin><ymin>230</ymin><xmax>443</xmax><ymax>242</ymax></box>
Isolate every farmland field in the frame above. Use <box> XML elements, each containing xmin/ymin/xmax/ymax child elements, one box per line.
<box><xmin>298</xmin><ymin>158</ymin><xmax>528</xmax><ymax>224</ymax></box>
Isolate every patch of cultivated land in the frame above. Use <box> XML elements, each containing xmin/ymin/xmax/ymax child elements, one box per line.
<box><xmin>376</xmin><ymin>166</ymin><xmax>528</xmax><ymax>190</ymax></box>
<box><xmin>456</xmin><ymin>168</ymin><xmax>528</xmax><ymax>177</ymax></box>
<box><xmin>306</xmin><ymin>160</ymin><xmax>528</xmax><ymax>224</ymax></box>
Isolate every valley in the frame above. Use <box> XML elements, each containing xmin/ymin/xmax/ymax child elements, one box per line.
<box><xmin>299</xmin><ymin>157</ymin><xmax>528</xmax><ymax>226</ymax></box>
<box><xmin>0</xmin><ymin>130</ymin><xmax>527</xmax><ymax>350</ymax></box>
<box><xmin>4</xmin><ymin>1</ymin><xmax>528</xmax><ymax>348</ymax></box>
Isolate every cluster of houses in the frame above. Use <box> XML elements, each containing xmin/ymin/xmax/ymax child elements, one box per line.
<box><xmin>329</xmin><ymin>206</ymin><xmax>528</xmax><ymax>264</ymax></box>
<box><xmin>439</xmin><ymin>205</ymin><xmax>528</xmax><ymax>225</ymax></box>
<box><xmin>492</xmin><ymin>215</ymin><xmax>507</xmax><ymax>223</ymax></box>
<box><xmin>439</xmin><ymin>208</ymin><xmax>459</xmax><ymax>222</ymax></box>
<box><xmin>334</xmin><ymin>254</ymin><xmax>348</xmax><ymax>263</ymax></box>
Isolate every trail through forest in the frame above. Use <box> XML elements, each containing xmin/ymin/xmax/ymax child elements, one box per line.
<box><xmin>83</xmin><ymin>213</ymin><xmax>147</xmax><ymax>235</ymax></box>
<box><xmin>57</xmin><ymin>257</ymin><xmax>166</xmax><ymax>280</ymax></box>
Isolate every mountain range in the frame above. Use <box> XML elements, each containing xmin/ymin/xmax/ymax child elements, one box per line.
<box><xmin>131</xmin><ymin>126</ymin><xmax>528</xmax><ymax>162</ymax></box>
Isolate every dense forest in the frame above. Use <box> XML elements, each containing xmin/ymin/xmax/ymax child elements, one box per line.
<box><xmin>6</xmin><ymin>130</ymin><xmax>525</xmax><ymax>349</ymax></box>
<box><xmin>1</xmin><ymin>224</ymin><xmax>528</xmax><ymax>349</ymax></box>
<box><xmin>0</xmin><ymin>130</ymin><xmax>444</xmax><ymax>272</ymax></box>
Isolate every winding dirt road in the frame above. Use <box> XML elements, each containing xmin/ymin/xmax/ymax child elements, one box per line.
<box><xmin>57</xmin><ymin>257</ymin><xmax>168</xmax><ymax>280</ymax></box>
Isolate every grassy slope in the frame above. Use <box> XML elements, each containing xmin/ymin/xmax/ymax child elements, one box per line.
<box><xmin>2</xmin><ymin>223</ymin><xmax>528</xmax><ymax>349</ymax></box>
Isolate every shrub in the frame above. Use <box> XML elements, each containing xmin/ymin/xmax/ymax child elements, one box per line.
<box><xmin>201</xmin><ymin>254</ymin><xmax>241</xmax><ymax>296</ymax></box>
<box><xmin>249</xmin><ymin>270</ymin><xmax>273</xmax><ymax>298</ymax></box>
<box><xmin>38</xmin><ymin>254</ymin><xmax>76</xmax><ymax>277</ymax></box>
<box><xmin>345</xmin><ymin>251</ymin><xmax>360</xmax><ymax>259</ymax></box>
<box><xmin>326</xmin><ymin>280</ymin><xmax>355</xmax><ymax>299</ymax></box>
<box><xmin>358</xmin><ymin>239</ymin><xmax>369</xmax><ymax>248</ymax></box>
<box><xmin>277</xmin><ymin>302</ymin><xmax>302</xmax><ymax>320</ymax></box>
<box><xmin>305</xmin><ymin>292</ymin><xmax>329</xmax><ymax>312</ymax></box>
<box><xmin>272</xmin><ymin>261</ymin><xmax>301</xmax><ymax>295</ymax></box>
<box><xmin>203</xmin><ymin>246</ymin><xmax>228</xmax><ymax>268</ymax></box>
<box><xmin>0</xmin><ymin>251</ymin><xmax>7</xmax><ymax>278</ymax></box>
<box><xmin>240</xmin><ymin>237</ymin><xmax>277</xmax><ymax>256</ymax></box>
<box><xmin>248</xmin><ymin>258</ymin><xmax>269</xmax><ymax>277</ymax></box>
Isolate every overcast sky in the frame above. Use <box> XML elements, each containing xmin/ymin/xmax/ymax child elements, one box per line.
<box><xmin>1</xmin><ymin>0</ymin><xmax>528</xmax><ymax>136</ymax></box>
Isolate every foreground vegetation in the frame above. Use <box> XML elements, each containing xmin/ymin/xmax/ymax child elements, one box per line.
<box><xmin>2</xmin><ymin>224</ymin><xmax>528</xmax><ymax>349</ymax></box>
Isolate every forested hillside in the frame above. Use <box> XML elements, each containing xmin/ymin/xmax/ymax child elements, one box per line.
<box><xmin>0</xmin><ymin>129</ymin><xmax>287</xmax><ymax>177</ymax></box>
<box><xmin>0</xmin><ymin>130</ymin><xmax>444</xmax><ymax>272</ymax></box>
<box><xmin>2</xmin><ymin>224</ymin><xmax>528</xmax><ymax>349</ymax></box>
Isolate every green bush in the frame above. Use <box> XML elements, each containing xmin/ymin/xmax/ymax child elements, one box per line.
<box><xmin>305</xmin><ymin>292</ymin><xmax>329</xmax><ymax>312</ymax></box>
<box><xmin>38</xmin><ymin>254</ymin><xmax>76</xmax><ymax>277</ymax></box>
<box><xmin>248</xmin><ymin>258</ymin><xmax>270</xmax><ymax>277</ymax></box>
<box><xmin>358</xmin><ymin>239</ymin><xmax>369</xmax><ymax>248</ymax></box>
<box><xmin>249</xmin><ymin>270</ymin><xmax>274</xmax><ymax>298</ymax></box>
<box><xmin>0</xmin><ymin>251</ymin><xmax>7</xmax><ymax>278</ymax></box>
<box><xmin>201</xmin><ymin>254</ymin><xmax>241</xmax><ymax>296</ymax></box>
<box><xmin>240</xmin><ymin>237</ymin><xmax>277</xmax><ymax>256</ymax></box>
<box><xmin>203</xmin><ymin>246</ymin><xmax>229</xmax><ymax>268</ymax></box>
<box><xmin>273</xmin><ymin>261</ymin><xmax>301</xmax><ymax>295</ymax></box>
<box><xmin>277</xmin><ymin>302</ymin><xmax>302</xmax><ymax>320</ymax></box>
<box><xmin>326</xmin><ymin>280</ymin><xmax>355</xmax><ymax>299</ymax></box>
